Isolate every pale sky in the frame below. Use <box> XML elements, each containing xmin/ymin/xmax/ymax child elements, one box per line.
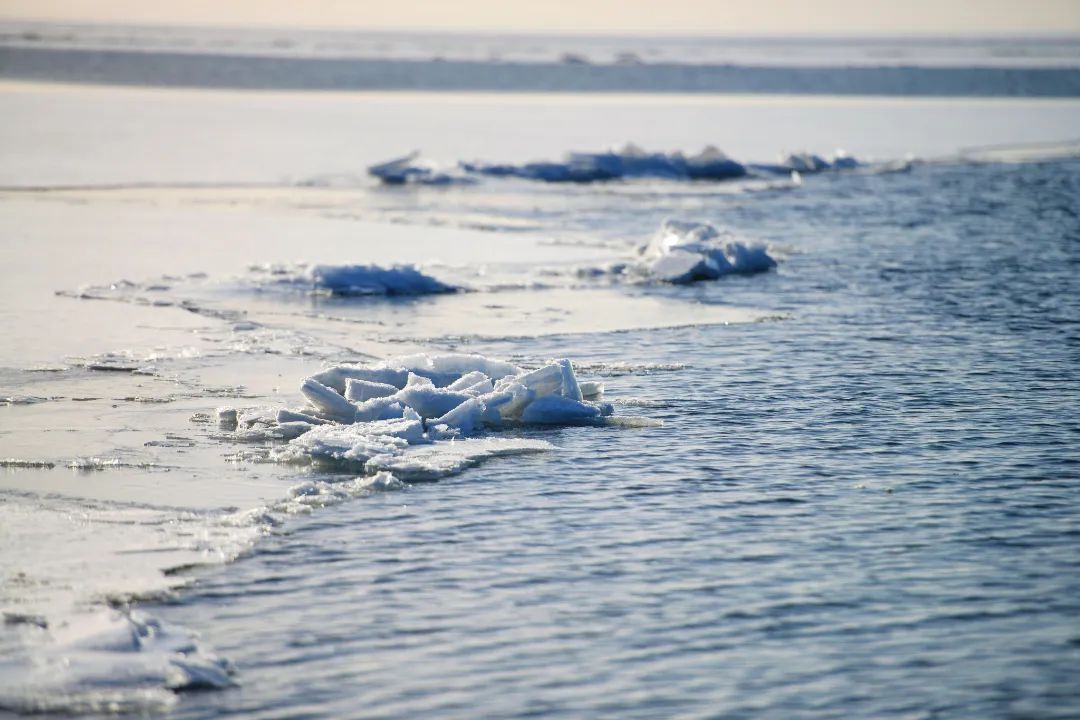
<box><xmin>2</xmin><ymin>0</ymin><xmax>1079</xmax><ymax>36</ymax></box>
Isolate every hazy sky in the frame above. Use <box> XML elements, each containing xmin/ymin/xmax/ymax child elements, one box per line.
<box><xmin>2</xmin><ymin>0</ymin><xmax>1079</xmax><ymax>36</ymax></box>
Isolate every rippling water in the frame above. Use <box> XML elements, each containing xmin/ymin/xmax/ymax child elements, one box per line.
<box><xmin>148</xmin><ymin>160</ymin><xmax>1080</xmax><ymax>718</ymax></box>
<box><xmin>2</xmin><ymin>74</ymin><xmax>1079</xmax><ymax>717</ymax></box>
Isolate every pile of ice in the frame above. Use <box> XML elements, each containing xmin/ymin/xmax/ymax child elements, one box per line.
<box><xmin>631</xmin><ymin>220</ymin><xmax>776</xmax><ymax>284</ymax></box>
<box><xmin>221</xmin><ymin>353</ymin><xmax>653</xmax><ymax>481</ymax></box>
<box><xmin>369</xmin><ymin>146</ymin><xmax>863</xmax><ymax>186</ymax></box>
<box><xmin>251</xmin><ymin>263</ymin><xmax>457</xmax><ymax>296</ymax></box>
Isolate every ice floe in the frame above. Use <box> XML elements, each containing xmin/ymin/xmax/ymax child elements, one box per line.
<box><xmin>235</xmin><ymin>353</ymin><xmax>658</xmax><ymax>481</ymax></box>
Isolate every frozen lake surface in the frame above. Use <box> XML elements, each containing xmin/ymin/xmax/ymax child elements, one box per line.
<box><xmin>1</xmin><ymin>67</ymin><xmax>1079</xmax><ymax>718</ymax></box>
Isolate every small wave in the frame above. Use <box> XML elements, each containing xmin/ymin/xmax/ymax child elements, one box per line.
<box><xmin>570</xmin><ymin>360</ymin><xmax>689</xmax><ymax>376</ymax></box>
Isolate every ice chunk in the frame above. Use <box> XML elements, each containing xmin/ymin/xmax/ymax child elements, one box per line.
<box><xmin>649</xmin><ymin>248</ymin><xmax>731</xmax><ymax>283</ymax></box>
<box><xmin>300</xmin><ymin>378</ymin><xmax>357</xmax><ymax>423</ymax></box>
<box><xmin>368</xmin><ymin>151</ymin><xmax>424</xmax><ymax>184</ymax></box>
<box><xmin>831</xmin><ymin>149</ymin><xmax>859</xmax><ymax>169</ymax></box>
<box><xmin>781</xmin><ymin>152</ymin><xmax>830</xmax><ymax>173</ymax></box>
<box><xmin>462</xmin><ymin>378</ymin><xmax>495</xmax><ymax>396</ymax></box>
<box><xmin>344</xmin><ymin>378</ymin><xmax>399</xmax><ymax>402</ymax></box>
<box><xmin>307</xmin><ymin>264</ymin><xmax>456</xmax><ymax>296</ymax></box>
<box><xmin>393</xmin><ymin>385</ymin><xmax>472</xmax><ymax>419</ymax></box>
<box><xmin>283</xmin><ymin>413</ymin><xmax>427</xmax><ymax>466</ymax></box>
<box><xmin>275</xmin><ymin>421</ymin><xmax>314</xmax><ymax>440</ymax></box>
<box><xmin>513</xmin><ymin>363</ymin><xmax>564</xmax><ymax>398</ymax></box>
<box><xmin>310</xmin><ymin>366</ymin><xmax>409</xmax><ymax>394</ymax></box>
<box><xmin>724</xmin><ymin>242</ymin><xmax>777</xmax><ymax>274</ymax></box>
<box><xmin>352</xmin><ymin>396</ymin><xmax>406</xmax><ymax>423</ymax></box>
<box><xmin>215</xmin><ymin>406</ymin><xmax>238</xmax><ymax>428</ymax></box>
<box><xmin>579</xmin><ymin>380</ymin><xmax>604</xmax><ymax>399</ymax></box>
<box><xmin>558</xmin><ymin>359</ymin><xmax>583</xmax><ymax>402</ymax></box>
<box><xmin>432</xmin><ymin>397</ymin><xmax>486</xmax><ymax>434</ymax></box>
<box><xmin>485</xmin><ymin>382</ymin><xmax>534</xmax><ymax>421</ymax></box>
<box><xmin>277</xmin><ymin>408</ymin><xmax>329</xmax><ymax>425</ymax></box>
<box><xmin>446</xmin><ymin>370</ymin><xmax>491</xmax><ymax>391</ymax></box>
<box><xmin>368</xmin><ymin>151</ymin><xmax>474</xmax><ymax>186</ymax></box>
<box><xmin>391</xmin><ymin>353</ymin><xmax>521</xmax><ymax>382</ymax></box>
<box><xmin>684</xmin><ymin>145</ymin><xmax>748</xmax><ymax>180</ymax></box>
<box><xmin>519</xmin><ymin>395</ymin><xmax>602</xmax><ymax>425</ymax></box>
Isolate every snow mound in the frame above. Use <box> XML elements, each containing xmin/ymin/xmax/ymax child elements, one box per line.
<box><xmin>255</xmin><ymin>353</ymin><xmax>654</xmax><ymax>481</ymax></box>
<box><xmin>637</xmin><ymin>220</ymin><xmax>777</xmax><ymax>283</ymax></box>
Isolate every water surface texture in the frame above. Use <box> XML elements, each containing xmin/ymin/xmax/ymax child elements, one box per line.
<box><xmin>160</xmin><ymin>157</ymin><xmax>1080</xmax><ymax>720</ymax></box>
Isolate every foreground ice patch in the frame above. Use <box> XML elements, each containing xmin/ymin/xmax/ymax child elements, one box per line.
<box><xmin>230</xmin><ymin>353</ymin><xmax>655</xmax><ymax>481</ymax></box>
<box><xmin>0</xmin><ymin>609</ymin><xmax>232</xmax><ymax>715</ymax></box>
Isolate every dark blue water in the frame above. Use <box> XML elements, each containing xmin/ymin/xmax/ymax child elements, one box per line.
<box><xmin>153</xmin><ymin>160</ymin><xmax>1080</xmax><ymax>718</ymax></box>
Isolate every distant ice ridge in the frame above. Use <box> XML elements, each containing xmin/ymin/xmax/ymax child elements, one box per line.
<box><xmin>461</xmin><ymin>144</ymin><xmax>748</xmax><ymax>182</ymax></box>
<box><xmin>636</xmin><ymin>220</ymin><xmax>777</xmax><ymax>283</ymax></box>
<box><xmin>253</xmin><ymin>262</ymin><xmax>458</xmax><ymax>296</ymax></box>
<box><xmin>369</xmin><ymin>145</ymin><xmax>864</xmax><ymax>185</ymax></box>
<box><xmin>223</xmin><ymin>353</ymin><xmax>657</xmax><ymax>481</ymax></box>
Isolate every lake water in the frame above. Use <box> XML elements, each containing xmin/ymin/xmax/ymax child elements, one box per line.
<box><xmin>1</xmin><ymin>27</ymin><xmax>1079</xmax><ymax>718</ymax></box>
